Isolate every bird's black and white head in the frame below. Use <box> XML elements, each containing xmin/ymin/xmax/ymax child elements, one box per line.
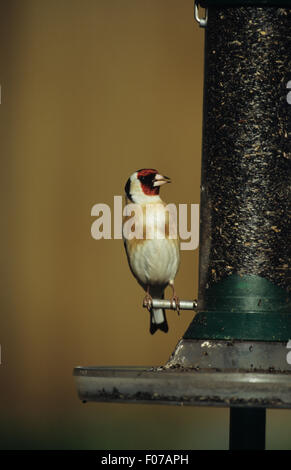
<box><xmin>125</xmin><ymin>169</ymin><xmax>171</xmax><ymax>204</ymax></box>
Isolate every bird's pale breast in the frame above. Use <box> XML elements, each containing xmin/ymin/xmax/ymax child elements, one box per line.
<box><xmin>128</xmin><ymin>237</ymin><xmax>180</xmax><ymax>286</ymax></box>
<box><xmin>123</xmin><ymin>202</ymin><xmax>180</xmax><ymax>287</ymax></box>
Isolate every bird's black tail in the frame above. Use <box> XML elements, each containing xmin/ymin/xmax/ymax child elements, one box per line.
<box><xmin>148</xmin><ymin>288</ymin><xmax>168</xmax><ymax>334</ymax></box>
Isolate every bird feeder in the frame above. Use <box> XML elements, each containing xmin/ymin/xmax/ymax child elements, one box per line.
<box><xmin>74</xmin><ymin>0</ymin><xmax>291</xmax><ymax>450</ymax></box>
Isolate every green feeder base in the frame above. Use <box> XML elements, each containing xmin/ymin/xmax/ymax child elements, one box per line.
<box><xmin>184</xmin><ymin>275</ymin><xmax>291</xmax><ymax>342</ymax></box>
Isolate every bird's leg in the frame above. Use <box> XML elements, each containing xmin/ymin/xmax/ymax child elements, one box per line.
<box><xmin>143</xmin><ymin>285</ymin><xmax>153</xmax><ymax>312</ymax></box>
<box><xmin>169</xmin><ymin>282</ymin><xmax>180</xmax><ymax>315</ymax></box>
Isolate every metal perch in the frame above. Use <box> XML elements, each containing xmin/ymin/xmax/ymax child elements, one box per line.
<box><xmin>142</xmin><ymin>298</ymin><xmax>198</xmax><ymax>311</ymax></box>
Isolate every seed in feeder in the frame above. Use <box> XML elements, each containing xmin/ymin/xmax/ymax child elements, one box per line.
<box><xmin>271</xmin><ymin>226</ymin><xmax>281</xmax><ymax>233</ymax></box>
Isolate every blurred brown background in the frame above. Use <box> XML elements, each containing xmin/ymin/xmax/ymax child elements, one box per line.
<box><xmin>0</xmin><ymin>0</ymin><xmax>290</xmax><ymax>449</ymax></box>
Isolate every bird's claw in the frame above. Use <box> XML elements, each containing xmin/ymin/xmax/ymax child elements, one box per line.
<box><xmin>170</xmin><ymin>295</ymin><xmax>180</xmax><ymax>315</ymax></box>
<box><xmin>143</xmin><ymin>293</ymin><xmax>153</xmax><ymax>311</ymax></box>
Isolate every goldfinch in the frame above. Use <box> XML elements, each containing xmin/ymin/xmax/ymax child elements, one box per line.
<box><xmin>123</xmin><ymin>169</ymin><xmax>180</xmax><ymax>334</ymax></box>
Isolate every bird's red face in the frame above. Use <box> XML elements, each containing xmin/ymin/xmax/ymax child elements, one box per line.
<box><xmin>137</xmin><ymin>169</ymin><xmax>171</xmax><ymax>196</ymax></box>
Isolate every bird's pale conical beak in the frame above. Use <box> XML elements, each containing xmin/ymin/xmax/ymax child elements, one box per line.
<box><xmin>153</xmin><ymin>174</ymin><xmax>171</xmax><ymax>187</ymax></box>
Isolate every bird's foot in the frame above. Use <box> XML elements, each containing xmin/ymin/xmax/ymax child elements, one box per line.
<box><xmin>169</xmin><ymin>282</ymin><xmax>180</xmax><ymax>315</ymax></box>
<box><xmin>143</xmin><ymin>292</ymin><xmax>153</xmax><ymax>311</ymax></box>
<box><xmin>170</xmin><ymin>294</ymin><xmax>180</xmax><ymax>315</ymax></box>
